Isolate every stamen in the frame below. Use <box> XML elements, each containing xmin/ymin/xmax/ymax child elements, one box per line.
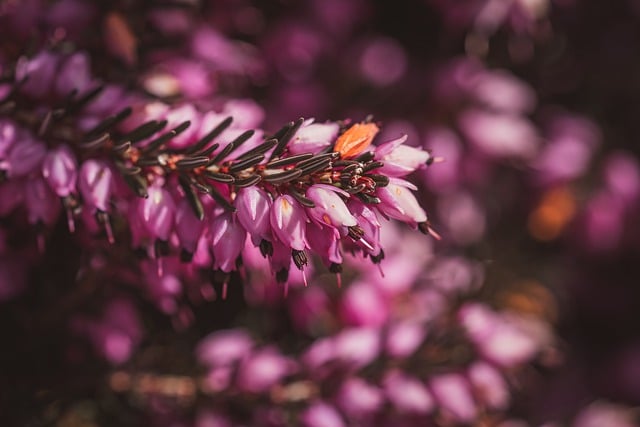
<box><xmin>292</xmin><ymin>250</ymin><xmax>308</xmax><ymax>269</ymax></box>
<box><xmin>222</xmin><ymin>282</ymin><xmax>228</xmax><ymax>300</ymax></box>
<box><xmin>259</xmin><ymin>239</ymin><xmax>273</xmax><ymax>257</ymax></box>
<box><xmin>419</xmin><ymin>221</ymin><xmax>442</xmax><ymax>240</ymax></box>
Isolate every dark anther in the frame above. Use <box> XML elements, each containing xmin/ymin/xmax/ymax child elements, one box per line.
<box><xmin>329</xmin><ymin>263</ymin><xmax>343</xmax><ymax>274</ymax></box>
<box><xmin>175</xmin><ymin>156</ymin><xmax>210</xmax><ymax>170</ymax></box>
<box><xmin>234</xmin><ymin>175</ymin><xmax>261</xmax><ymax>188</ymax></box>
<box><xmin>180</xmin><ymin>249</ymin><xmax>194</xmax><ymax>263</ymax></box>
<box><xmin>345</xmin><ymin>183</ymin><xmax>367</xmax><ymax>194</ymax></box>
<box><xmin>266</xmin><ymin>153</ymin><xmax>314</xmax><ymax>168</ymax></box>
<box><xmin>370</xmin><ymin>248</ymin><xmax>385</xmax><ymax>264</ymax></box>
<box><xmin>347</xmin><ymin>225</ymin><xmax>365</xmax><ymax>241</ymax></box>
<box><xmin>208</xmin><ymin>141</ymin><xmax>235</xmax><ymax>165</ymax></box>
<box><xmin>155</xmin><ymin>239</ymin><xmax>171</xmax><ymax>258</ymax></box>
<box><xmin>187</xmin><ymin>116</ymin><xmax>232</xmax><ymax>154</ymax></box>
<box><xmin>263</xmin><ymin>168</ymin><xmax>303</xmax><ymax>184</ymax></box>
<box><xmin>276</xmin><ymin>268</ymin><xmax>289</xmax><ymax>284</ymax></box>
<box><xmin>259</xmin><ymin>239</ymin><xmax>273</xmax><ymax>257</ymax></box>
<box><xmin>292</xmin><ymin>249</ymin><xmax>308</xmax><ymax>270</ymax></box>
<box><xmin>178</xmin><ymin>174</ymin><xmax>205</xmax><ymax>220</ymax></box>
<box><xmin>269</xmin><ymin>117</ymin><xmax>305</xmax><ymax>161</ymax></box>
<box><xmin>203</xmin><ymin>171</ymin><xmax>235</xmax><ymax>183</ymax></box>
<box><xmin>196</xmin><ymin>142</ymin><xmax>220</xmax><ymax>157</ymax></box>
<box><xmin>425</xmin><ymin>149</ymin><xmax>435</xmax><ymax>166</ymax></box>
<box><xmin>357</xmin><ymin>193</ymin><xmax>381</xmax><ymax>204</ymax></box>
<box><xmin>228</xmin><ymin>153</ymin><xmax>264</xmax><ymax>173</ymax></box>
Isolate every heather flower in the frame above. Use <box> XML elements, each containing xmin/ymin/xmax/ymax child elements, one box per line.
<box><xmin>301</xmin><ymin>401</ymin><xmax>346</xmax><ymax>427</ymax></box>
<box><xmin>384</xmin><ymin>370</ymin><xmax>435</xmax><ymax>415</ymax></box>
<box><xmin>429</xmin><ymin>373</ymin><xmax>477</xmax><ymax>423</ymax></box>
<box><xmin>288</xmin><ymin>120</ymin><xmax>340</xmax><ymax>155</ymax></box>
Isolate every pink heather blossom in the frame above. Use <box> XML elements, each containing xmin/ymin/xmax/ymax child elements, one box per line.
<box><xmin>197</xmin><ymin>329</ymin><xmax>254</xmax><ymax>368</ymax></box>
<box><xmin>235</xmin><ymin>186</ymin><xmax>273</xmax><ymax>246</ymax></box>
<box><xmin>236</xmin><ymin>347</ymin><xmax>296</xmax><ymax>393</ymax></box>
<box><xmin>288</xmin><ymin>120</ymin><xmax>340</xmax><ymax>155</ymax></box>
<box><xmin>6</xmin><ymin>134</ymin><xmax>46</xmax><ymax>177</ymax></box>
<box><xmin>42</xmin><ymin>145</ymin><xmax>78</xmax><ymax>198</ymax></box>
<box><xmin>458</xmin><ymin>109</ymin><xmax>539</xmax><ymax>159</ymax></box>
<box><xmin>385</xmin><ymin>321</ymin><xmax>426</xmax><ymax>358</ymax></box>
<box><xmin>376</xmin><ymin>178</ymin><xmax>427</xmax><ymax>227</ymax></box>
<box><xmin>25</xmin><ymin>177</ymin><xmax>60</xmax><ymax>226</ymax></box>
<box><xmin>270</xmin><ymin>194</ymin><xmax>308</xmax><ymax>251</ymax></box>
<box><xmin>305</xmin><ymin>184</ymin><xmax>357</xmax><ymax>228</ymax></box>
<box><xmin>15</xmin><ymin>50</ymin><xmax>59</xmax><ymax>98</ymax></box>
<box><xmin>468</xmin><ymin>362</ymin><xmax>510</xmax><ymax>410</ymax></box>
<box><xmin>175</xmin><ymin>198</ymin><xmax>205</xmax><ymax>256</ymax></box>
<box><xmin>384</xmin><ymin>370</ymin><xmax>435</xmax><ymax>414</ymax></box>
<box><xmin>210</xmin><ymin>213</ymin><xmax>247</xmax><ymax>273</ymax></box>
<box><xmin>55</xmin><ymin>52</ymin><xmax>93</xmax><ymax>96</ymax></box>
<box><xmin>338</xmin><ymin>282</ymin><xmax>389</xmax><ymax>327</ymax></box>
<box><xmin>79</xmin><ymin>160</ymin><xmax>113</xmax><ymax>211</ymax></box>
<box><xmin>375</xmin><ymin>134</ymin><xmax>433</xmax><ymax>177</ymax></box>
<box><xmin>335</xmin><ymin>377</ymin><xmax>383</xmax><ymax>419</ymax></box>
<box><xmin>301</xmin><ymin>401</ymin><xmax>346</xmax><ymax>427</ymax></box>
<box><xmin>139</xmin><ymin>186</ymin><xmax>176</xmax><ymax>241</ymax></box>
<box><xmin>429</xmin><ymin>373</ymin><xmax>477</xmax><ymax>423</ymax></box>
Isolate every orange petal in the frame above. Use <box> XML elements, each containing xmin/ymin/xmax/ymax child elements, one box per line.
<box><xmin>334</xmin><ymin>122</ymin><xmax>379</xmax><ymax>159</ymax></box>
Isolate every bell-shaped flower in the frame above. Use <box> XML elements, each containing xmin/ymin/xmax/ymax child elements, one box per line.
<box><xmin>305</xmin><ymin>184</ymin><xmax>357</xmax><ymax>228</ymax></box>
<box><xmin>175</xmin><ymin>198</ymin><xmax>204</xmax><ymax>255</ymax></box>
<box><xmin>235</xmin><ymin>186</ymin><xmax>272</xmax><ymax>246</ymax></box>
<box><xmin>55</xmin><ymin>52</ymin><xmax>93</xmax><ymax>96</ymax></box>
<box><xmin>347</xmin><ymin>199</ymin><xmax>382</xmax><ymax>256</ymax></box>
<box><xmin>236</xmin><ymin>347</ymin><xmax>296</xmax><ymax>393</ymax></box>
<box><xmin>42</xmin><ymin>145</ymin><xmax>77</xmax><ymax>197</ymax></box>
<box><xmin>0</xmin><ymin>119</ymin><xmax>17</xmax><ymax>159</ymax></box>
<box><xmin>375</xmin><ymin>134</ymin><xmax>433</xmax><ymax>177</ymax></box>
<box><xmin>138</xmin><ymin>186</ymin><xmax>176</xmax><ymax>241</ymax></box>
<box><xmin>467</xmin><ymin>362</ymin><xmax>509</xmax><ymax>410</ymax></box>
<box><xmin>210</xmin><ymin>212</ymin><xmax>246</xmax><ymax>272</ymax></box>
<box><xmin>7</xmin><ymin>134</ymin><xmax>46</xmax><ymax>177</ymax></box>
<box><xmin>306</xmin><ymin>221</ymin><xmax>342</xmax><ymax>267</ymax></box>
<box><xmin>384</xmin><ymin>370</ymin><xmax>434</xmax><ymax>415</ymax></box>
<box><xmin>79</xmin><ymin>160</ymin><xmax>113</xmax><ymax>211</ymax></box>
<box><xmin>429</xmin><ymin>373</ymin><xmax>477</xmax><ymax>423</ymax></box>
<box><xmin>270</xmin><ymin>195</ymin><xmax>307</xmax><ymax>251</ymax></box>
<box><xmin>336</xmin><ymin>377</ymin><xmax>383</xmax><ymax>419</ymax></box>
<box><xmin>197</xmin><ymin>329</ymin><xmax>254</xmax><ymax>368</ymax></box>
<box><xmin>376</xmin><ymin>178</ymin><xmax>427</xmax><ymax>227</ymax></box>
<box><xmin>301</xmin><ymin>401</ymin><xmax>346</xmax><ymax>427</ymax></box>
<box><xmin>25</xmin><ymin>177</ymin><xmax>60</xmax><ymax>226</ymax></box>
<box><xmin>288</xmin><ymin>119</ymin><xmax>339</xmax><ymax>155</ymax></box>
<box><xmin>15</xmin><ymin>50</ymin><xmax>60</xmax><ymax>98</ymax></box>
